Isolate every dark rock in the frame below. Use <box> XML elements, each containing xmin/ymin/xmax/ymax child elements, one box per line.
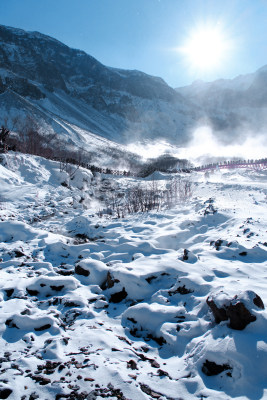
<box><xmin>101</xmin><ymin>271</ymin><xmax>119</xmax><ymax>290</ymax></box>
<box><xmin>157</xmin><ymin>369</ymin><xmax>172</xmax><ymax>379</ymax></box>
<box><xmin>31</xmin><ymin>375</ymin><xmax>51</xmax><ymax>385</ymax></box>
<box><xmin>214</xmin><ymin>239</ymin><xmax>223</xmax><ymax>250</ymax></box>
<box><xmin>4</xmin><ymin>289</ymin><xmax>14</xmax><ymax>298</ymax></box>
<box><xmin>0</xmin><ymin>388</ymin><xmax>12</xmax><ymax>399</ymax></box>
<box><xmin>253</xmin><ymin>294</ymin><xmax>265</xmax><ymax>309</ymax></box>
<box><xmin>127</xmin><ymin>359</ymin><xmax>138</xmax><ymax>370</ymax></box>
<box><xmin>50</xmin><ymin>285</ymin><xmax>64</xmax><ymax>291</ymax></box>
<box><xmin>182</xmin><ymin>249</ymin><xmax>189</xmax><ymax>261</ymax></box>
<box><xmin>21</xmin><ymin>308</ymin><xmax>31</xmax><ymax>315</ymax></box>
<box><xmin>227</xmin><ymin>302</ymin><xmax>256</xmax><ymax>330</ymax></box>
<box><xmin>75</xmin><ymin>265</ymin><xmax>90</xmax><ymax>277</ymax></box>
<box><xmin>150</xmin><ymin>359</ymin><xmax>160</xmax><ymax>368</ymax></box>
<box><xmin>147</xmin><ymin>334</ymin><xmax>166</xmax><ymax>346</ymax></box>
<box><xmin>202</xmin><ymin>360</ymin><xmax>232</xmax><ymax>376</ymax></box>
<box><xmin>26</xmin><ymin>288</ymin><xmax>39</xmax><ymax>296</ymax></box>
<box><xmin>206</xmin><ymin>297</ymin><xmax>228</xmax><ymax>324</ymax></box>
<box><xmin>57</xmin><ymin>269</ymin><xmax>74</xmax><ymax>276</ymax></box>
<box><xmin>29</xmin><ymin>393</ymin><xmax>39</xmax><ymax>400</ymax></box>
<box><xmin>145</xmin><ymin>275</ymin><xmax>157</xmax><ymax>284</ymax></box>
<box><xmin>5</xmin><ymin>319</ymin><xmax>18</xmax><ymax>328</ymax></box>
<box><xmin>206</xmin><ymin>291</ymin><xmax>264</xmax><ymax>330</ymax></box>
<box><xmin>109</xmin><ymin>287</ymin><xmax>127</xmax><ymax>303</ymax></box>
<box><xmin>139</xmin><ymin>384</ymin><xmax>161</xmax><ymax>399</ymax></box>
<box><xmin>34</xmin><ymin>324</ymin><xmax>51</xmax><ymax>331</ymax></box>
<box><xmin>239</xmin><ymin>251</ymin><xmax>247</xmax><ymax>256</ymax></box>
<box><xmin>169</xmin><ymin>284</ymin><xmax>193</xmax><ymax>296</ymax></box>
<box><xmin>13</xmin><ymin>250</ymin><xmax>25</xmax><ymax>257</ymax></box>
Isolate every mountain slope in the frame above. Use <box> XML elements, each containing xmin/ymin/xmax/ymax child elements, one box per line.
<box><xmin>176</xmin><ymin>68</ymin><xmax>267</xmax><ymax>141</ymax></box>
<box><xmin>0</xmin><ymin>24</ymin><xmax>199</xmax><ymax>149</ymax></box>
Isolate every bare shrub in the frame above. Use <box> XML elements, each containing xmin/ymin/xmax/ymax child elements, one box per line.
<box><xmin>101</xmin><ymin>176</ymin><xmax>193</xmax><ymax>218</ymax></box>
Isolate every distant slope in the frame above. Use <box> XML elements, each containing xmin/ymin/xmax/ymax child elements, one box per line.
<box><xmin>176</xmin><ymin>67</ymin><xmax>267</xmax><ymax>141</ymax></box>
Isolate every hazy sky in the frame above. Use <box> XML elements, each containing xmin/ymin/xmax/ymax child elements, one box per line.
<box><xmin>1</xmin><ymin>0</ymin><xmax>267</xmax><ymax>87</ymax></box>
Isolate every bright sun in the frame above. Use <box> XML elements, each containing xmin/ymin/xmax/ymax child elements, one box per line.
<box><xmin>181</xmin><ymin>26</ymin><xmax>228</xmax><ymax>71</ymax></box>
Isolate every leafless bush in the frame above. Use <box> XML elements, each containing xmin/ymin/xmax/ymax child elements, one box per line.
<box><xmin>101</xmin><ymin>176</ymin><xmax>193</xmax><ymax>218</ymax></box>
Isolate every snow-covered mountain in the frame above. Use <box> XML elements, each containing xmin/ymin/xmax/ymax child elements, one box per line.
<box><xmin>0</xmin><ymin>151</ymin><xmax>266</xmax><ymax>399</ymax></box>
<box><xmin>176</xmin><ymin>67</ymin><xmax>267</xmax><ymax>141</ymax></box>
<box><xmin>0</xmin><ymin>24</ymin><xmax>199</xmax><ymax>152</ymax></box>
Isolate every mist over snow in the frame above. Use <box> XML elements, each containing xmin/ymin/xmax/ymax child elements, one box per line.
<box><xmin>176</xmin><ymin>125</ymin><xmax>267</xmax><ymax>165</ymax></box>
<box><xmin>126</xmin><ymin>124</ymin><xmax>267</xmax><ymax>167</ymax></box>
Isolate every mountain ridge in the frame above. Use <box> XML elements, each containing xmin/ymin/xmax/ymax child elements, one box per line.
<box><xmin>0</xmin><ymin>24</ymin><xmax>200</xmax><ymax>152</ymax></box>
<box><xmin>0</xmin><ymin>24</ymin><xmax>267</xmax><ymax>158</ymax></box>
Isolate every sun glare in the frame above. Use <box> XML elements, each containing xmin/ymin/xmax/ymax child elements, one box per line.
<box><xmin>181</xmin><ymin>25</ymin><xmax>228</xmax><ymax>71</ymax></box>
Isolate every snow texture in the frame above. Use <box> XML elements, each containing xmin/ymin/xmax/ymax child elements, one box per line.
<box><xmin>0</xmin><ymin>152</ymin><xmax>266</xmax><ymax>399</ymax></box>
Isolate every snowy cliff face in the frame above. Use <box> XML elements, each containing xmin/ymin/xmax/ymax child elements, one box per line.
<box><xmin>176</xmin><ymin>67</ymin><xmax>267</xmax><ymax>140</ymax></box>
<box><xmin>0</xmin><ymin>24</ymin><xmax>199</xmax><ymax>146</ymax></box>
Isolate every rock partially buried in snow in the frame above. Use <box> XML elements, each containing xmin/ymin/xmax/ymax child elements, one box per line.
<box><xmin>0</xmin><ymin>387</ymin><xmax>12</xmax><ymax>399</ymax></box>
<box><xmin>207</xmin><ymin>290</ymin><xmax>264</xmax><ymax>330</ymax></box>
<box><xmin>75</xmin><ymin>259</ymin><xmax>108</xmax><ymax>286</ymax></box>
<box><xmin>202</xmin><ymin>359</ymin><xmax>232</xmax><ymax>376</ymax></box>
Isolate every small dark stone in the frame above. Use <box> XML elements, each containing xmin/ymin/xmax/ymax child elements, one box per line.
<box><xmin>14</xmin><ymin>250</ymin><xmax>25</xmax><ymax>258</ymax></box>
<box><xmin>206</xmin><ymin>297</ymin><xmax>228</xmax><ymax>324</ymax></box>
<box><xmin>157</xmin><ymin>368</ymin><xmax>170</xmax><ymax>378</ymax></box>
<box><xmin>214</xmin><ymin>239</ymin><xmax>223</xmax><ymax>250</ymax></box>
<box><xmin>26</xmin><ymin>289</ymin><xmax>39</xmax><ymax>296</ymax></box>
<box><xmin>150</xmin><ymin>359</ymin><xmax>160</xmax><ymax>368</ymax></box>
<box><xmin>169</xmin><ymin>285</ymin><xmax>193</xmax><ymax>296</ymax></box>
<box><xmin>0</xmin><ymin>388</ymin><xmax>12</xmax><ymax>399</ymax></box>
<box><xmin>75</xmin><ymin>265</ymin><xmax>90</xmax><ymax>277</ymax></box>
<box><xmin>101</xmin><ymin>271</ymin><xmax>120</xmax><ymax>290</ymax></box>
<box><xmin>34</xmin><ymin>324</ymin><xmax>51</xmax><ymax>331</ymax></box>
<box><xmin>29</xmin><ymin>393</ymin><xmax>39</xmax><ymax>400</ymax></box>
<box><xmin>227</xmin><ymin>302</ymin><xmax>256</xmax><ymax>330</ymax></box>
<box><xmin>21</xmin><ymin>309</ymin><xmax>31</xmax><ymax>316</ymax></box>
<box><xmin>4</xmin><ymin>289</ymin><xmax>14</xmax><ymax>298</ymax></box>
<box><xmin>57</xmin><ymin>269</ymin><xmax>74</xmax><ymax>276</ymax></box>
<box><xmin>145</xmin><ymin>275</ymin><xmax>157</xmax><ymax>284</ymax></box>
<box><xmin>147</xmin><ymin>334</ymin><xmax>166</xmax><ymax>346</ymax></box>
<box><xmin>239</xmin><ymin>251</ymin><xmax>247</xmax><ymax>256</ymax></box>
<box><xmin>64</xmin><ymin>301</ymin><xmax>80</xmax><ymax>307</ymax></box>
<box><xmin>109</xmin><ymin>287</ymin><xmax>127</xmax><ymax>303</ymax></box>
<box><xmin>139</xmin><ymin>384</ymin><xmax>162</xmax><ymax>398</ymax></box>
<box><xmin>253</xmin><ymin>294</ymin><xmax>265</xmax><ymax>309</ymax></box>
<box><xmin>31</xmin><ymin>375</ymin><xmax>51</xmax><ymax>385</ymax></box>
<box><xmin>5</xmin><ymin>319</ymin><xmax>18</xmax><ymax>328</ymax></box>
<box><xmin>50</xmin><ymin>285</ymin><xmax>64</xmax><ymax>291</ymax></box>
<box><xmin>182</xmin><ymin>249</ymin><xmax>189</xmax><ymax>261</ymax></box>
<box><xmin>202</xmin><ymin>360</ymin><xmax>232</xmax><ymax>376</ymax></box>
<box><xmin>127</xmin><ymin>359</ymin><xmax>138</xmax><ymax>370</ymax></box>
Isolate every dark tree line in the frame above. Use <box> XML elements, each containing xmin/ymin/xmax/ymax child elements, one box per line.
<box><xmin>0</xmin><ymin>117</ymin><xmax>135</xmax><ymax>177</ymax></box>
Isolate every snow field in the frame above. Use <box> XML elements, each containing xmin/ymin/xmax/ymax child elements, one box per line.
<box><xmin>0</xmin><ymin>153</ymin><xmax>266</xmax><ymax>399</ymax></box>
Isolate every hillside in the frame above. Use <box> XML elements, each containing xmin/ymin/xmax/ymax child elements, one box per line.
<box><xmin>176</xmin><ymin>67</ymin><xmax>267</xmax><ymax>141</ymax></box>
<box><xmin>0</xmin><ymin>24</ymin><xmax>199</xmax><ymax>153</ymax></box>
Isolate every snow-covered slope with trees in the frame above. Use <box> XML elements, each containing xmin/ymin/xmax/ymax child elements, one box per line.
<box><xmin>0</xmin><ymin>152</ymin><xmax>266</xmax><ymax>399</ymax></box>
<box><xmin>0</xmin><ymin>24</ymin><xmax>199</xmax><ymax>150</ymax></box>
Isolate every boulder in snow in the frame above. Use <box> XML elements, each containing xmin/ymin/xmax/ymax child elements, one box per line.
<box><xmin>206</xmin><ymin>290</ymin><xmax>264</xmax><ymax>330</ymax></box>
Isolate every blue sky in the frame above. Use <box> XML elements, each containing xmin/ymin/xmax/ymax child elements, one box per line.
<box><xmin>1</xmin><ymin>0</ymin><xmax>267</xmax><ymax>87</ymax></box>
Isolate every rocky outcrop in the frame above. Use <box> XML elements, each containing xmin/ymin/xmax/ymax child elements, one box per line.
<box><xmin>207</xmin><ymin>290</ymin><xmax>264</xmax><ymax>330</ymax></box>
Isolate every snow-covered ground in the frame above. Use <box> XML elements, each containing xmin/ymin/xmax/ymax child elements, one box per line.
<box><xmin>0</xmin><ymin>152</ymin><xmax>266</xmax><ymax>400</ymax></box>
